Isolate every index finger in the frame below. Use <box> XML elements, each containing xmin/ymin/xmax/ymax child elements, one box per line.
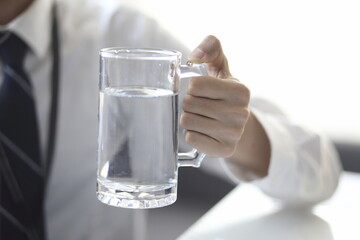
<box><xmin>187</xmin><ymin>76</ymin><xmax>250</xmax><ymax>104</ymax></box>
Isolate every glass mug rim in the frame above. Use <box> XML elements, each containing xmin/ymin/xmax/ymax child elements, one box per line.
<box><xmin>100</xmin><ymin>47</ymin><xmax>181</xmax><ymax>60</ymax></box>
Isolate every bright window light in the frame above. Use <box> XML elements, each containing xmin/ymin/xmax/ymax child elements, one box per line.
<box><xmin>124</xmin><ymin>0</ymin><xmax>360</xmax><ymax>143</ymax></box>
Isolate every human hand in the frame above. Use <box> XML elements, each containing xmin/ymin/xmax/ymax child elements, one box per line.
<box><xmin>180</xmin><ymin>35</ymin><xmax>251</xmax><ymax>158</ymax></box>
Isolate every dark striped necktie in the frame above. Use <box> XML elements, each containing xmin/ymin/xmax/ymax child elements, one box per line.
<box><xmin>0</xmin><ymin>32</ymin><xmax>45</xmax><ymax>240</ymax></box>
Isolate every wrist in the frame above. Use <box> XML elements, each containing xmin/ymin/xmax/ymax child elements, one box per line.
<box><xmin>226</xmin><ymin>112</ymin><xmax>271</xmax><ymax>177</ymax></box>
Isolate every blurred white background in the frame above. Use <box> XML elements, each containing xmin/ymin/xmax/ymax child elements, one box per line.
<box><xmin>123</xmin><ymin>0</ymin><xmax>360</xmax><ymax>144</ymax></box>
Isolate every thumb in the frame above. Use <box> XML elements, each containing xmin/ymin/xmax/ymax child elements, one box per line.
<box><xmin>188</xmin><ymin>35</ymin><xmax>232</xmax><ymax>78</ymax></box>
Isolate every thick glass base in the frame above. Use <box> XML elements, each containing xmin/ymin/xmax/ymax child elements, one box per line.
<box><xmin>96</xmin><ymin>180</ymin><xmax>177</xmax><ymax>209</ymax></box>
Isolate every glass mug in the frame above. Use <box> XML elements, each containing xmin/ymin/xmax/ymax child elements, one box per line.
<box><xmin>97</xmin><ymin>48</ymin><xmax>207</xmax><ymax>209</ymax></box>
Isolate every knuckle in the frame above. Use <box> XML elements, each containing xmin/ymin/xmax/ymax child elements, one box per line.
<box><xmin>242</xmin><ymin>84</ymin><xmax>251</xmax><ymax>102</ymax></box>
<box><xmin>233</xmin><ymin>127</ymin><xmax>245</xmax><ymax>141</ymax></box>
<box><xmin>226</xmin><ymin>126</ymin><xmax>244</xmax><ymax>142</ymax></box>
<box><xmin>206</xmin><ymin>35</ymin><xmax>221</xmax><ymax>48</ymax></box>
<box><xmin>243</xmin><ymin>107</ymin><xmax>251</xmax><ymax>120</ymax></box>
<box><xmin>216</xmin><ymin>124</ymin><xmax>242</xmax><ymax>144</ymax></box>
<box><xmin>232</xmin><ymin>107</ymin><xmax>250</xmax><ymax>125</ymax></box>
<box><xmin>232</xmin><ymin>82</ymin><xmax>251</xmax><ymax>104</ymax></box>
<box><xmin>221</xmin><ymin>105</ymin><xmax>249</xmax><ymax>129</ymax></box>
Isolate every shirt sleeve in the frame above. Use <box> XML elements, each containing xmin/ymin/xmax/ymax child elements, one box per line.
<box><xmin>107</xmin><ymin>8</ymin><xmax>343</xmax><ymax>205</ymax></box>
<box><xmin>221</xmin><ymin>97</ymin><xmax>343</xmax><ymax>205</ymax></box>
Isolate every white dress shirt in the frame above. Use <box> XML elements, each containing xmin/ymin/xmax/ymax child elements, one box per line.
<box><xmin>0</xmin><ymin>0</ymin><xmax>342</xmax><ymax>239</ymax></box>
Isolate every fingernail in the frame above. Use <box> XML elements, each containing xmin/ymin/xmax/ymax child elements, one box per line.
<box><xmin>188</xmin><ymin>48</ymin><xmax>205</xmax><ymax>61</ymax></box>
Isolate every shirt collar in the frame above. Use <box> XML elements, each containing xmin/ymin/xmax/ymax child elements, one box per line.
<box><xmin>2</xmin><ymin>0</ymin><xmax>53</xmax><ymax>59</ymax></box>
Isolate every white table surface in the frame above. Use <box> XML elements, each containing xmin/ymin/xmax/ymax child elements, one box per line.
<box><xmin>177</xmin><ymin>172</ymin><xmax>360</xmax><ymax>240</ymax></box>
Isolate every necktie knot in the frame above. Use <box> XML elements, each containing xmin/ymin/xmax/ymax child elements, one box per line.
<box><xmin>0</xmin><ymin>32</ymin><xmax>28</xmax><ymax>67</ymax></box>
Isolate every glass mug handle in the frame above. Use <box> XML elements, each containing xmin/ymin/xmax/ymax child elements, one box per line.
<box><xmin>177</xmin><ymin>62</ymin><xmax>208</xmax><ymax>167</ymax></box>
